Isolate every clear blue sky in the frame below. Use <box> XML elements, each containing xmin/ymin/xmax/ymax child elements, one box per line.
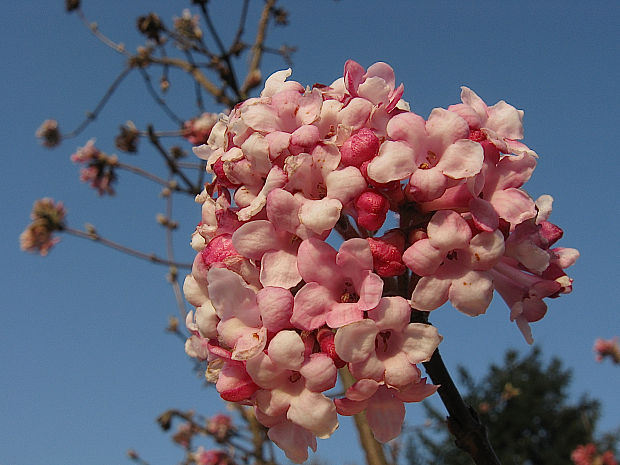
<box><xmin>2</xmin><ymin>1</ymin><xmax>619</xmax><ymax>464</ymax></box>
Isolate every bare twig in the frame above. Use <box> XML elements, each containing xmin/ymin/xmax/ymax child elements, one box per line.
<box><xmin>63</xmin><ymin>226</ymin><xmax>192</xmax><ymax>269</ymax></box>
<box><xmin>240</xmin><ymin>0</ymin><xmax>277</xmax><ymax>97</ymax></box>
<box><xmin>76</xmin><ymin>7</ymin><xmax>131</xmax><ymax>57</ymax></box>
<box><xmin>138</xmin><ymin>68</ymin><xmax>185</xmax><ymax>125</ymax></box>
<box><xmin>146</xmin><ymin>126</ymin><xmax>199</xmax><ymax>194</ymax></box>
<box><xmin>64</xmin><ymin>67</ymin><xmax>132</xmax><ymax>139</ymax></box>
<box><xmin>146</xmin><ymin>56</ymin><xmax>233</xmax><ymax>106</ymax></box>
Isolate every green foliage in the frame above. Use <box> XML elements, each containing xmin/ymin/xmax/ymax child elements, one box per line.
<box><xmin>406</xmin><ymin>347</ymin><xmax>611</xmax><ymax>465</ymax></box>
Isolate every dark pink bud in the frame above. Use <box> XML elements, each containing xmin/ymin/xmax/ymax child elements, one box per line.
<box><xmin>201</xmin><ymin>234</ymin><xmax>240</xmax><ymax>268</ymax></box>
<box><xmin>355</xmin><ymin>190</ymin><xmax>389</xmax><ymax>231</ymax></box>
<box><xmin>212</xmin><ymin>158</ymin><xmax>238</xmax><ymax>188</ymax></box>
<box><xmin>539</xmin><ymin>221</ymin><xmax>563</xmax><ymax>247</ymax></box>
<box><xmin>317</xmin><ymin>328</ymin><xmax>346</xmax><ymax>368</ymax></box>
<box><xmin>340</xmin><ymin>128</ymin><xmax>380</xmax><ymax>167</ymax></box>
<box><xmin>367</xmin><ymin>230</ymin><xmax>407</xmax><ymax>277</ymax></box>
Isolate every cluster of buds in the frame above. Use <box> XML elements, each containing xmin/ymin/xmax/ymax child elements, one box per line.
<box><xmin>182</xmin><ymin>60</ymin><xmax>578</xmax><ymax>462</ymax></box>
<box><xmin>594</xmin><ymin>337</ymin><xmax>620</xmax><ymax>365</ymax></box>
<box><xmin>192</xmin><ymin>447</ymin><xmax>235</xmax><ymax>465</ymax></box>
<box><xmin>70</xmin><ymin>139</ymin><xmax>117</xmax><ymax>195</ymax></box>
<box><xmin>572</xmin><ymin>443</ymin><xmax>618</xmax><ymax>465</ymax></box>
<box><xmin>20</xmin><ymin>198</ymin><xmax>66</xmax><ymax>256</ymax></box>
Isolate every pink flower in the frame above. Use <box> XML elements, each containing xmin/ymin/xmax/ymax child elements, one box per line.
<box><xmin>594</xmin><ymin>337</ymin><xmax>620</xmax><ymax>364</ymax></box>
<box><xmin>291</xmin><ymin>238</ymin><xmax>384</xmax><ymax>330</ymax></box>
<box><xmin>405</xmin><ymin>210</ymin><xmax>505</xmax><ymax>316</ymax></box>
<box><xmin>20</xmin><ymin>198</ymin><xmax>66</xmax><ymax>256</ymax></box>
<box><xmin>335</xmin><ymin>379</ymin><xmax>438</xmax><ymax>443</ymax></box>
<box><xmin>193</xmin><ymin>447</ymin><xmax>233</xmax><ymax>465</ymax></box>
<box><xmin>334</xmin><ymin>297</ymin><xmax>442</xmax><ymax>386</ymax></box>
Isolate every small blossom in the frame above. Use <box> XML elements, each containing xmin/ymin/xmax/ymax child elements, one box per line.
<box><xmin>594</xmin><ymin>337</ymin><xmax>620</xmax><ymax>364</ymax></box>
<box><xmin>36</xmin><ymin>119</ymin><xmax>61</xmax><ymax>148</ymax></box>
<box><xmin>20</xmin><ymin>198</ymin><xmax>66</xmax><ymax>256</ymax></box>
<box><xmin>184</xmin><ymin>113</ymin><xmax>219</xmax><ymax>145</ymax></box>
<box><xmin>114</xmin><ymin>121</ymin><xmax>139</xmax><ymax>153</ymax></box>
<box><xmin>206</xmin><ymin>414</ymin><xmax>234</xmax><ymax>441</ymax></box>
<box><xmin>174</xmin><ymin>9</ymin><xmax>202</xmax><ymax>42</ymax></box>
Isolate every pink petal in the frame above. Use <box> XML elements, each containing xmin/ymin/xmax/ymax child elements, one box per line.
<box><xmin>411</xmin><ymin>276</ymin><xmax>450</xmax><ymax>311</ymax></box>
<box><xmin>246</xmin><ymin>351</ymin><xmax>288</xmax><ymax>389</ymax></box>
<box><xmin>402</xmin><ymin>239</ymin><xmax>444</xmax><ymax>276</ymax></box>
<box><xmin>436</xmin><ymin>139</ymin><xmax>484</xmax><ymax>179</ymax></box>
<box><xmin>326</xmin><ymin>167</ymin><xmax>367</xmax><ymax>205</ymax></box>
<box><xmin>469</xmin><ymin>197</ymin><xmax>499</xmax><ymax>232</ymax></box>
<box><xmin>366</xmin><ymin>140</ymin><xmax>416</xmax><ymax>183</ymax></box>
<box><xmin>339</xmin><ymin>97</ymin><xmax>372</xmax><ymax>130</ymax></box>
<box><xmin>232</xmin><ymin>220</ymin><xmax>280</xmax><ymax>260</ymax></box>
<box><xmin>300</xmin><ymin>354</ymin><xmax>337</xmax><ymax>392</ymax></box>
<box><xmin>334</xmin><ymin>397</ymin><xmax>368</xmax><ymax>416</ymax></box>
<box><xmin>487</xmin><ymin>100</ymin><xmax>524</xmax><ymax>140</ymax></box>
<box><xmin>257</xmin><ymin>286</ymin><xmax>294</xmax><ymax>332</ymax></box>
<box><xmin>291</xmin><ymin>283</ymin><xmax>335</xmax><ymax>331</ymax></box>
<box><xmin>296</xmin><ymin>238</ymin><xmax>340</xmax><ymax>287</ymax></box>
<box><xmin>357</xmin><ymin>272</ymin><xmax>384</xmax><ymax>310</ymax></box>
<box><xmin>490</xmin><ymin>188</ymin><xmax>536</xmax><ymax>225</ymax></box>
<box><xmin>207</xmin><ymin>267</ymin><xmax>258</xmax><ymax>323</ymax></box>
<box><xmin>346</xmin><ymin>378</ymin><xmax>380</xmax><ymax>401</ymax></box>
<box><xmin>367</xmin><ymin>296</ymin><xmax>410</xmax><ymax>332</ymax></box>
<box><xmin>448</xmin><ymin>270</ymin><xmax>494</xmax><ymax>316</ymax></box>
<box><xmin>425</xmin><ymin>108</ymin><xmax>470</xmax><ymax>153</ymax></box>
<box><xmin>325</xmin><ymin>302</ymin><xmax>364</xmax><ymax>328</ymax></box>
<box><xmin>366</xmin><ymin>387</ymin><xmax>405</xmax><ymax>443</ymax></box>
<box><xmin>427</xmin><ymin>210</ymin><xmax>472</xmax><ymax>251</ymax></box>
<box><xmin>395</xmin><ymin>377</ymin><xmax>439</xmax><ymax>402</ymax></box>
<box><xmin>383</xmin><ymin>352</ymin><xmax>421</xmax><ymax>388</ymax></box>
<box><xmin>467</xmin><ymin>230</ymin><xmax>505</xmax><ymax>270</ymax></box>
<box><xmin>232</xmin><ymin>326</ymin><xmax>267</xmax><ymax>361</ymax></box>
<box><xmin>268</xmin><ymin>421</ymin><xmax>317</xmax><ymax>464</ymax></box>
<box><xmin>334</xmin><ymin>319</ymin><xmax>378</xmax><ymax>363</ymax></box>
<box><xmin>287</xmin><ymin>390</ymin><xmax>338</xmax><ymax>438</ymax></box>
<box><xmin>298</xmin><ymin>197</ymin><xmax>342</xmax><ymax>234</ymax></box>
<box><xmin>268</xmin><ymin>330</ymin><xmax>305</xmax><ymax>371</ymax></box>
<box><xmin>266</xmin><ymin>189</ymin><xmax>301</xmax><ymax>234</ymax></box>
<box><xmin>344</xmin><ymin>59</ymin><xmax>365</xmax><ymax>95</ymax></box>
<box><xmin>260</xmin><ymin>249</ymin><xmax>302</xmax><ymax>289</ymax></box>
<box><xmin>400</xmin><ymin>323</ymin><xmax>442</xmax><ymax>364</ymax></box>
<box><xmin>386</xmin><ymin>112</ymin><xmax>426</xmax><ymax>149</ymax></box>
<box><xmin>216</xmin><ymin>361</ymin><xmax>259</xmax><ymax>402</ymax></box>
<box><xmin>460</xmin><ymin>87</ymin><xmax>488</xmax><ymax>123</ymax></box>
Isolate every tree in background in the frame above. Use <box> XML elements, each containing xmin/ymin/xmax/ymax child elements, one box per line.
<box><xmin>406</xmin><ymin>347</ymin><xmax>619</xmax><ymax>465</ymax></box>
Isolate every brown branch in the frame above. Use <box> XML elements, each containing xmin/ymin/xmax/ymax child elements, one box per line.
<box><xmin>63</xmin><ymin>226</ymin><xmax>192</xmax><ymax>269</ymax></box>
<box><xmin>64</xmin><ymin>67</ymin><xmax>132</xmax><ymax>139</ymax></box>
<box><xmin>240</xmin><ymin>0</ymin><xmax>276</xmax><ymax>98</ymax></box>
<box><xmin>76</xmin><ymin>7</ymin><xmax>131</xmax><ymax>57</ymax></box>
<box><xmin>138</xmin><ymin>68</ymin><xmax>184</xmax><ymax>125</ymax></box>
<box><xmin>422</xmin><ymin>349</ymin><xmax>501</xmax><ymax>465</ymax></box>
<box><xmin>146</xmin><ymin>56</ymin><xmax>233</xmax><ymax>106</ymax></box>
<box><xmin>146</xmin><ymin>125</ymin><xmax>199</xmax><ymax>194</ymax></box>
<box><xmin>115</xmin><ymin>161</ymin><xmax>192</xmax><ymax>193</ymax></box>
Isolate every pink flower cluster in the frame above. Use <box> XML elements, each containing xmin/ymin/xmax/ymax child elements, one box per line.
<box><xmin>183</xmin><ymin>60</ymin><xmax>578</xmax><ymax>461</ymax></box>
<box><xmin>572</xmin><ymin>443</ymin><xmax>618</xmax><ymax>465</ymax></box>
<box><xmin>594</xmin><ymin>337</ymin><xmax>620</xmax><ymax>364</ymax></box>
<box><xmin>70</xmin><ymin>139</ymin><xmax>117</xmax><ymax>195</ymax></box>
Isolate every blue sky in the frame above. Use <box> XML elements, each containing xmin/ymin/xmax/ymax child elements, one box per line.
<box><xmin>2</xmin><ymin>1</ymin><xmax>620</xmax><ymax>464</ymax></box>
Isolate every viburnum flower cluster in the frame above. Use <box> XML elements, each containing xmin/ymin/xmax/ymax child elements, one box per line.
<box><xmin>182</xmin><ymin>60</ymin><xmax>578</xmax><ymax>462</ymax></box>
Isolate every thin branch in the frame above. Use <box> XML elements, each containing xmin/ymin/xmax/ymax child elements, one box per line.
<box><xmin>240</xmin><ymin>0</ymin><xmax>276</xmax><ymax>97</ymax></box>
<box><xmin>197</xmin><ymin>2</ymin><xmax>241</xmax><ymax>97</ymax></box>
<box><xmin>232</xmin><ymin>0</ymin><xmax>250</xmax><ymax>50</ymax></box>
<box><xmin>64</xmin><ymin>67</ymin><xmax>132</xmax><ymax>139</ymax></box>
<box><xmin>115</xmin><ymin>161</ymin><xmax>192</xmax><ymax>193</ymax></box>
<box><xmin>164</xmin><ymin>187</ymin><xmax>187</xmax><ymax>319</ymax></box>
<box><xmin>183</xmin><ymin>50</ymin><xmax>205</xmax><ymax>112</ymax></box>
<box><xmin>138</xmin><ymin>68</ymin><xmax>185</xmax><ymax>125</ymax></box>
<box><xmin>76</xmin><ymin>7</ymin><xmax>131</xmax><ymax>57</ymax></box>
<box><xmin>63</xmin><ymin>226</ymin><xmax>192</xmax><ymax>269</ymax></box>
<box><xmin>146</xmin><ymin>126</ymin><xmax>199</xmax><ymax>193</ymax></box>
<box><xmin>422</xmin><ymin>349</ymin><xmax>502</xmax><ymax>465</ymax></box>
<box><xmin>146</xmin><ymin>56</ymin><xmax>233</xmax><ymax>106</ymax></box>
